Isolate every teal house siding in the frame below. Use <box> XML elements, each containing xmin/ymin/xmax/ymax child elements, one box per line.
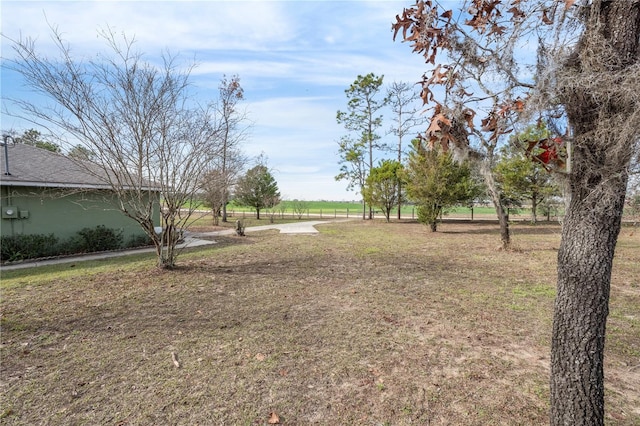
<box><xmin>1</xmin><ymin>185</ymin><xmax>158</xmax><ymax>241</ymax></box>
<box><xmin>1</xmin><ymin>144</ymin><xmax>160</xmax><ymax>242</ymax></box>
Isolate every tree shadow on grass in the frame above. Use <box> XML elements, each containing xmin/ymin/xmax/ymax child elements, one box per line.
<box><xmin>438</xmin><ymin>221</ymin><xmax>561</xmax><ymax>236</ymax></box>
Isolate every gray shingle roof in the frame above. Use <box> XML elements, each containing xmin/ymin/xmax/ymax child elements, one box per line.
<box><xmin>0</xmin><ymin>143</ymin><xmax>157</xmax><ymax>190</ymax></box>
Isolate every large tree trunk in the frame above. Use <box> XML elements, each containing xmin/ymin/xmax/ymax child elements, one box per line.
<box><xmin>550</xmin><ymin>162</ymin><xmax>627</xmax><ymax>424</ymax></box>
<box><xmin>550</xmin><ymin>1</ymin><xmax>639</xmax><ymax>424</ymax></box>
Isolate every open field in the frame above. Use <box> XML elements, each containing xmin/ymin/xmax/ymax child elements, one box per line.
<box><xmin>1</xmin><ymin>220</ymin><xmax>639</xmax><ymax>425</ymax></box>
<box><xmin>217</xmin><ymin>201</ymin><xmax>556</xmax><ymax>222</ymax></box>
<box><xmin>222</xmin><ymin>200</ymin><xmax>639</xmax><ymax>223</ymax></box>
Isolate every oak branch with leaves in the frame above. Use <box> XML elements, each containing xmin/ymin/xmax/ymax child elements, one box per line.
<box><xmin>392</xmin><ymin>0</ymin><xmax>556</xmax><ymax>248</ymax></box>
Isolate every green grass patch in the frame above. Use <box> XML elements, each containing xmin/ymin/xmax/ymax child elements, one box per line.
<box><xmin>512</xmin><ymin>283</ymin><xmax>556</xmax><ymax>298</ymax></box>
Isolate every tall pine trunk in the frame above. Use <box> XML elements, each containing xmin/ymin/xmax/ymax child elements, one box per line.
<box><xmin>397</xmin><ymin>180</ymin><xmax>402</xmax><ymax>220</ymax></box>
<box><xmin>550</xmin><ymin>1</ymin><xmax>639</xmax><ymax>424</ymax></box>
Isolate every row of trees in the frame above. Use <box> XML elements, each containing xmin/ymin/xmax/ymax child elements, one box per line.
<box><xmin>356</xmin><ymin>122</ymin><xmax>561</xmax><ymax>231</ymax></box>
<box><xmin>12</xmin><ymin>123</ymin><xmax>564</xmax><ymax>231</ymax></box>
<box><xmin>8</xmin><ymin>128</ymin><xmax>94</xmax><ymax>160</ymax></box>
<box><xmin>335</xmin><ymin>73</ymin><xmax>563</xmax><ymax>234</ymax></box>
<box><xmin>336</xmin><ymin>74</ymin><xmax>426</xmax><ymax>221</ymax></box>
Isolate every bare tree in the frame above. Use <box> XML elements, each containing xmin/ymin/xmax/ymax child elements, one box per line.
<box><xmin>200</xmin><ymin>168</ymin><xmax>226</xmax><ymax>226</ymax></box>
<box><xmin>290</xmin><ymin>199</ymin><xmax>309</xmax><ymax>219</ymax></box>
<box><xmin>200</xmin><ymin>146</ymin><xmax>247</xmax><ymax>225</ymax></box>
<box><xmin>393</xmin><ymin>1</ymin><xmax>640</xmax><ymax>424</ymax></box>
<box><xmin>386</xmin><ymin>81</ymin><xmax>426</xmax><ymax>219</ymax></box>
<box><xmin>4</xmin><ymin>27</ymin><xmax>223</xmax><ymax>269</ymax></box>
<box><xmin>214</xmin><ymin>75</ymin><xmax>250</xmax><ymax>223</ymax></box>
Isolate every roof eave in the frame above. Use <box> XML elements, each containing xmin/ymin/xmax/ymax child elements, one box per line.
<box><xmin>1</xmin><ymin>180</ymin><xmax>159</xmax><ymax>191</ymax></box>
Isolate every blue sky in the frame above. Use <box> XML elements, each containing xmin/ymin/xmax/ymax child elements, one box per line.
<box><xmin>1</xmin><ymin>0</ymin><xmax>432</xmax><ymax>201</ymax></box>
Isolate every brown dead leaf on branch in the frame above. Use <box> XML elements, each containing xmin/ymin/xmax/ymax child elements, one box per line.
<box><xmin>426</xmin><ymin>104</ymin><xmax>452</xmax><ymax>134</ymax></box>
<box><xmin>507</xmin><ymin>6</ymin><xmax>525</xmax><ymax>20</ymax></box>
<box><xmin>429</xmin><ymin>113</ymin><xmax>452</xmax><ymax>133</ymax></box>
<box><xmin>489</xmin><ymin>23</ymin><xmax>507</xmax><ymax>36</ymax></box>
<box><xmin>392</xmin><ymin>0</ymin><xmax>444</xmax><ymax>63</ymax></box>
<box><xmin>463</xmin><ymin>108</ymin><xmax>476</xmax><ymax>129</ymax></box>
<box><xmin>525</xmin><ymin>136</ymin><xmax>566</xmax><ymax>171</ymax></box>
<box><xmin>481</xmin><ymin>114</ymin><xmax>498</xmax><ymax>133</ymax></box>
<box><xmin>420</xmin><ymin>83</ymin><xmax>435</xmax><ymax>104</ymax></box>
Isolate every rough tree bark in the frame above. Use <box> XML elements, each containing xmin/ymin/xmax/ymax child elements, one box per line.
<box><xmin>391</xmin><ymin>0</ymin><xmax>638</xmax><ymax>422</ymax></box>
<box><xmin>550</xmin><ymin>1</ymin><xmax>640</xmax><ymax>424</ymax></box>
<box><xmin>551</xmin><ymin>166</ymin><xmax>627</xmax><ymax>424</ymax></box>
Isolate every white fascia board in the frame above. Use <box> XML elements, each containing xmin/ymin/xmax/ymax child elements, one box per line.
<box><xmin>0</xmin><ymin>181</ymin><xmax>158</xmax><ymax>191</ymax></box>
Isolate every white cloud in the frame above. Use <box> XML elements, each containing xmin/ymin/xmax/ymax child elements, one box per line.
<box><xmin>1</xmin><ymin>1</ymin><xmax>297</xmax><ymax>53</ymax></box>
<box><xmin>2</xmin><ymin>0</ymin><xmax>432</xmax><ymax>201</ymax></box>
<box><xmin>250</xmin><ymin>96</ymin><xmax>338</xmax><ymax>130</ymax></box>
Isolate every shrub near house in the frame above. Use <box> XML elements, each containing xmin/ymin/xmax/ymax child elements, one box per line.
<box><xmin>1</xmin><ymin>225</ymin><xmax>153</xmax><ymax>262</ymax></box>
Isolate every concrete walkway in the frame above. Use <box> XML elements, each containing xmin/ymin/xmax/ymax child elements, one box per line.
<box><xmin>0</xmin><ymin>219</ymin><xmax>346</xmax><ymax>271</ymax></box>
<box><xmin>193</xmin><ymin>220</ymin><xmax>335</xmax><ymax>238</ymax></box>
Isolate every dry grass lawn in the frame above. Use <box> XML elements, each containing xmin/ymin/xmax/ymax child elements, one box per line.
<box><xmin>1</xmin><ymin>220</ymin><xmax>639</xmax><ymax>425</ymax></box>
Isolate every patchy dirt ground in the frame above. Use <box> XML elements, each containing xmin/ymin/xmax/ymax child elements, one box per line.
<box><xmin>1</xmin><ymin>220</ymin><xmax>638</xmax><ymax>425</ymax></box>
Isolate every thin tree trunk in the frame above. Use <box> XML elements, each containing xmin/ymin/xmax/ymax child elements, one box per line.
<box><xmin>494</xmin><ymin>198</ymin><xmax>510</xmax><ymax>248</ymax></box>
<box><xmin>481</xmin><ymin>161</ymin><xmax>510</xmax><ymax>248</ymax></box>
<box><xmin>398</xmin><ymin>115</ymin><xmax>403</xmax><ymax>221</ymax></box>
<box><xmin>397</xmin><ymin>180</ymin><xmax>402</xmax><ymax>220</ymax></box>
<box><xmin>212</xmin><ymin>208</ymin><xmax>220</xmax><ymax>226</ymax></box>
<box><xmin>429</xmin><ymin>204</ymin><xmax>441</xmax><ymax>232</ymax></box>
<box><xmin>222</xmin><ymin>195</ymin><xmax>228</xmax><ymax>222</ymax></box>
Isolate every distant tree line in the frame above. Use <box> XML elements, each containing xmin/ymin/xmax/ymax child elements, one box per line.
<box><xmin>335</xmin><ymin>74</ymin><xmax>564</xmax><ymax>231</ymax></box>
